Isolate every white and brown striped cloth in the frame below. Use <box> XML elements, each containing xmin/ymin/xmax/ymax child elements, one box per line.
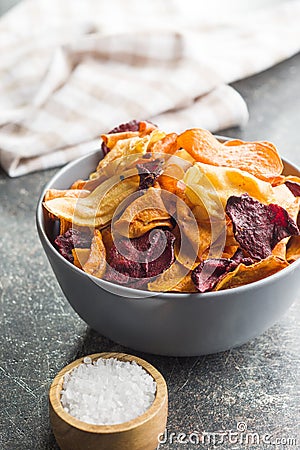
<box><xmin>0</xmin><ymin>0</ymin><xmax>300</xmax><ymax>177</ymax></box>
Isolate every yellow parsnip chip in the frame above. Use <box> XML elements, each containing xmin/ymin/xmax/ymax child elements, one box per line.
<box><xmin>72</xmin><ymin>248</ymin><xmax>91</xmax><ymax>268</ymax></box>
<box><xmin>44</xmin><ymin>189</ymin><xmax>90</xmax><ymax>201</ymax></box>
<box><xmin>286</xmin><ymin>236</ymin><xmax>300</xmax><ymax>263</ymax></box>
<box><xmin>183</xmin><ymin>163</ymin><xmax>275</xmax><ymax>222</ymax></box>
<box><xmin>101</xmin><ymin>131</ymin><xmax>140</xmax><ymax>149</ymax></box>
<box><xmin>43</xmin><ymin>171</ymin><xmax>140</xmax><ymax>228</ymax></box>
<box><xmin>170</xmin><ymin>271</ymin><xmax>197</xmax><ymax>293</ymax></box>
<box><xmin>96</xmin><ymin>129</ymin><xmax>165</xmax><ymax>173</ymax></box>
<box><xmin>148</xmin><ymin>261</ymin><xmax>189</xmax><ymax>292</ymax></box>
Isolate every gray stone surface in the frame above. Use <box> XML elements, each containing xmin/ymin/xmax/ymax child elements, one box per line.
<box><xmin>1</xmin><ymin>53</ymin><xmax>300</xmax><ymax>449</ymax></box>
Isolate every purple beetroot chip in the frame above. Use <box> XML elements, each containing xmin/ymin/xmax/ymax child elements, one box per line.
<box><xmin>101</xmin><ymin>120</ymin><xmax>140</xmax><ymax>156</ymax></box>
<box><xmin>285</xmin><ymin>181</ymin><xmax>300</xmax><ymax>197</ymax></box>
<box><xmin>226</xmin><ymin>193</ymin><xmax>299</xmax><ymax>260</ymax></box>
<box><xmin>191</xmin><ymin>258</ymin><xmax>237</xmax><ymax>293</ymax></box>
<box><xmin>136</xmin><ymin>158</ymin><xmax>164</xmax><ymax>190</ymax></box>
<box><xmin>55</xmin><ymin>228</ymin><xmax>92</xmax><ymax>263</ymax></box>
<box><xmin>105</xmin><ymin>229</ymin><xmax>175</xmax><ymax>287</ymax></box>
<box><xmin>231</xmin><ymin>248</ymin><xmax>253</xmax><ymax>266</ymax></box>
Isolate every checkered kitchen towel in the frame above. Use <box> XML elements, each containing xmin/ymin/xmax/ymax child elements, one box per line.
<box><xmin>0</xmin><ymin>0</ymin><xmax>300</xmax><ymax>177</ymax></box>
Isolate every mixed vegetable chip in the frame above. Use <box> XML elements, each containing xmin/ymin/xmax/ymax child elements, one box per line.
<box><xmin>43</xmin><ymin>122</ymin><xmax>300</xmax><ymax>292</ymax></box>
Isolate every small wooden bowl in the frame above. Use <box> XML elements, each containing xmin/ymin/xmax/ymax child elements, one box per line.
<box><xmin>49</xmin><ymin>352</ymin><xmax>168</xmax><ymax>450</ymax></box>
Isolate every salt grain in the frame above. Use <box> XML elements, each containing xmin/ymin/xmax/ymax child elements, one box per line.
<box><xmin>60</xmin><ymin>357</ymin><xmax>157</xmax><ymax>425</ymax></box>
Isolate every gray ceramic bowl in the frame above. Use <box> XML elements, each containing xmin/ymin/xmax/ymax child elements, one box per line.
<box><xmin>36</xmin><ymin>138</ymin><xmax>300</xmax><ymax>356</ymax></box>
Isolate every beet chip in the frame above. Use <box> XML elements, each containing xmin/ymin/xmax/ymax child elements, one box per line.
<box><xmin>101</xmin><ymin>120</ymin><xmax>140</xmax><ymax>156</ymax></box>
<box><xmin>285</xmin><ymin>181</ymin><xmax>300</xmax><ymax>197</ymax></box>
<box><xmin>231</xmin><ymin>248</ymin><xmax>253</xmax><ymax>266</ymax></box>
<box><xmin>226</xmin><ymin>193</ymin><xmax>299</xmax><ymax>260</ymax></box>
<box><xmin>105</xmin><ymin>229</ymin><xmax>175</xmax><ymax>286</ymax></box>
<box><xmin>136</xmin><ymin>158</ymin><xmax>164</xmax><ymax>190</ymax></box>
<box><xmin>191</xmin><ymin>258</ymin><xmax>237</xmax><ymax>293</ymax></box>
<box><xmin>55</xmin><ymin>228</ymin><xmax>92</xmax><ymax>263</ymax></box>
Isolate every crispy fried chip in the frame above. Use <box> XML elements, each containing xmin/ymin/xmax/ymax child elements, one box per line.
<box><xmin>271</xmin><ymin>185</ymin><xmax>300</xmax><ymax>258</ymax></box>
<box><xmin>272</xmin><ymin>240</ymin><xmax>288</xmax><ymax>259</ymax></box>
<box><xmin>183</xmin><ymin>162</ymin><xmax>274</xmax><ymax>222</ymax></box>
<box><xmin>136</xmin><ymin>158</ymin><xmax>164</xmax><ymax>190</ymax></box>
<box><xmin>101</xmin><ymin>120</ymin><xmax>140</xmax><ymax>156</ymax></box>
<box><xmin>114</xmin><ymin>188</ymin><xmax>172</xmax><ymax>238</ymax></box>
<box><xmin>191</xmin><ymin>258</ymin><xmax>237</xmax><ymax>293</ymax></box>
<box><xmin>108</xmin><ymin>229</ymin><xmax>175</xmax><ymax>282</ymax></box>
<box><xmin>148</xmin><ymin>260</ymin><xmax>188</xmax><ymax>292</ymax></box>
<box><xmin>101</xmin><ymin>226</ymin><xmax>114</xmax><ymax>257</ymax></box>
<box><xmin>82</xmin><ymin>230</ymin><xmax>106</xmax><ymax>278</ymax></box>
<box><xmin>272</xmin><ymin>184</ymin><xmax>300</xmax><ymax>220</ymax></box>
<box><xmin>157</xmin><ymin>163</ymin><xmax>185</xmax><ymax>194</ymax></box>
<box><xmin>169</xmin><ymin>271</ymin><xmax>198</xmax><ymax>293</ymax></box>
<box><xmin>59</xmin><ymin>218</ymin><xmax>72</xmax><ymax>235</ymax></box>
<box><xmin>72</xmin><ymin>248</ymin><xmax>91</xmax><ymax>268</ymax></box>
<box><xmin>44</xmin><ymin>171</ymin><xmax>140</xmax><ymax>228</ymax></box>
<box><xmin>215</xmin><ymin>256</ymin><xmax>288</xmax><ymax>290</ymax></box>
<box><xmin>96</xmin><ymin>129</ymin><xmax>165</xmax><ymax>174</ymax></box>
<box><xmin>55</xmin><ymin>228</ymin><xmax>92</xmax><ymax>263</ymax></box>
<box><xmin>191</xmin><ymin>248</ymin><xmax>254</xmax><ymax>293</ymax></box>
<box><xmin>173</xmin><ymin>148</ymin><xmax>195</xmax><ymax>164</ymax></box>
<box><xmin>285</xmin><ymin>180</ymin><xmax>300</xmax><ymax>197</ymax></box>
<box><xmin>177</xmin><ymin>128</ymin><xmax>283</xmax><ymax>181</ymax></box>
<box><xmin>139</xmin><ymin>120</ymin><xmax>158</xmax><ymax>134</ymax></box>
<box><xmin>70</xmin><ymin>179</ymin><xmax>89</xmax><ymax>190</ymax></box>
<box><xmin>101</xmin><ymin>131</ymin><xmax>140</xmax><ymax>150</ymax></box>
<box><xmin>286</xmin><ymin>236</ymin><xmax>300</xmax><ymax>262</ymax></box>
<box><xmin>221</xmin><ymin>245</ymin><xmax>239</xmax><ymax>259</ymax></box>
<box><xmin>226</xmin><ymin>193</ymin><xmax>299</xmax><ymax>260</ymax></box>
<box><xmin>149</xmin><ymin>133</ymin><xmax>178</xmax><ymax>154</ymax></box>
<box><xmin>44</xmin><ymin>189</ymin><xmax>90</xmax><ymax>201</ymax></box>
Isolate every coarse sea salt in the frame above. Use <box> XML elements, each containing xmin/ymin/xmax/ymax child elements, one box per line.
<box><xmin>60</xmin><ymin>357</ymin><xmax>157</xmax><ymax>425</ymax></box>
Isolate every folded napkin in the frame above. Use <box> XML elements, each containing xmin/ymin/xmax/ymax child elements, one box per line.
<box><xmin>0</xmin><ymin>0</ymin><xmax>300</xmax><ymax>177</ymax></box>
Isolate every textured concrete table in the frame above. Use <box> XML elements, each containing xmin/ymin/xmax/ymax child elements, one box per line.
<box><xmin>1</xmin><ymin>53</ymin><xmax>300</xmax><ymax>449</ymax></box>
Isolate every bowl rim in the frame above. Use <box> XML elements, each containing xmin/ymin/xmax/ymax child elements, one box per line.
<box><xmin>36</xmin><ymin>135</ymin><xmax>300</xmax><ymax>299</ymax></box>
<box><xmin>49</xmin><ymin>352</ymin><xmax>167</xmax><ymax>433</ymax></box>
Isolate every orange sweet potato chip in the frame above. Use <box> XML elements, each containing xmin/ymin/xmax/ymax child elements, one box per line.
<box><xmin>177</xmin><ymin>128</ymin><xmax>283</xmax><ymax>182</ymax></box>
<box><xmin>158</xmin><ymin>163</ymin><xmax>185</xmax><ymax>194</ymax></box>
<box><xmin>82</xmin><ymin>230</ymin><xmax>106</xmax><ymax>278</ymax></box>
<box><xmin>101</xmin><ymin>226</ymin><xmax>114</xmax><ymax>257</ymax></box>
<box><xmin>215</xmin><ymin>256</ymin><xmax>288</xmax><ymax>291</ymax></box>
<box><xmin>139</xmin><ymin>120</ymin><xmax>158</xmax><ymax>134</ymax></box>
<box><xmin>70</xmin><ymin>179</ymin><xmax>89</xmax><ymax>190</ymax></box>
<box><xmin>114</xmin><ymin>187</ymin><xmax>172</xmax><ymax>238</ymax></box>
<box><xmin>59</xmin><ymin>218</ymin><xmax>72</xmax><ymax>235</ymax></box>
<box><xmin>149</xmin><ymin>133</ymin><xmax>178</xmax><ymax>155</ymax></box>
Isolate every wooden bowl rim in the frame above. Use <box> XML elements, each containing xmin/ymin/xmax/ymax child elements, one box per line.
<box><xmin>49</xmin><ymin>352</ymin><xmax>168</xmax><ymax>434</ymax></box>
